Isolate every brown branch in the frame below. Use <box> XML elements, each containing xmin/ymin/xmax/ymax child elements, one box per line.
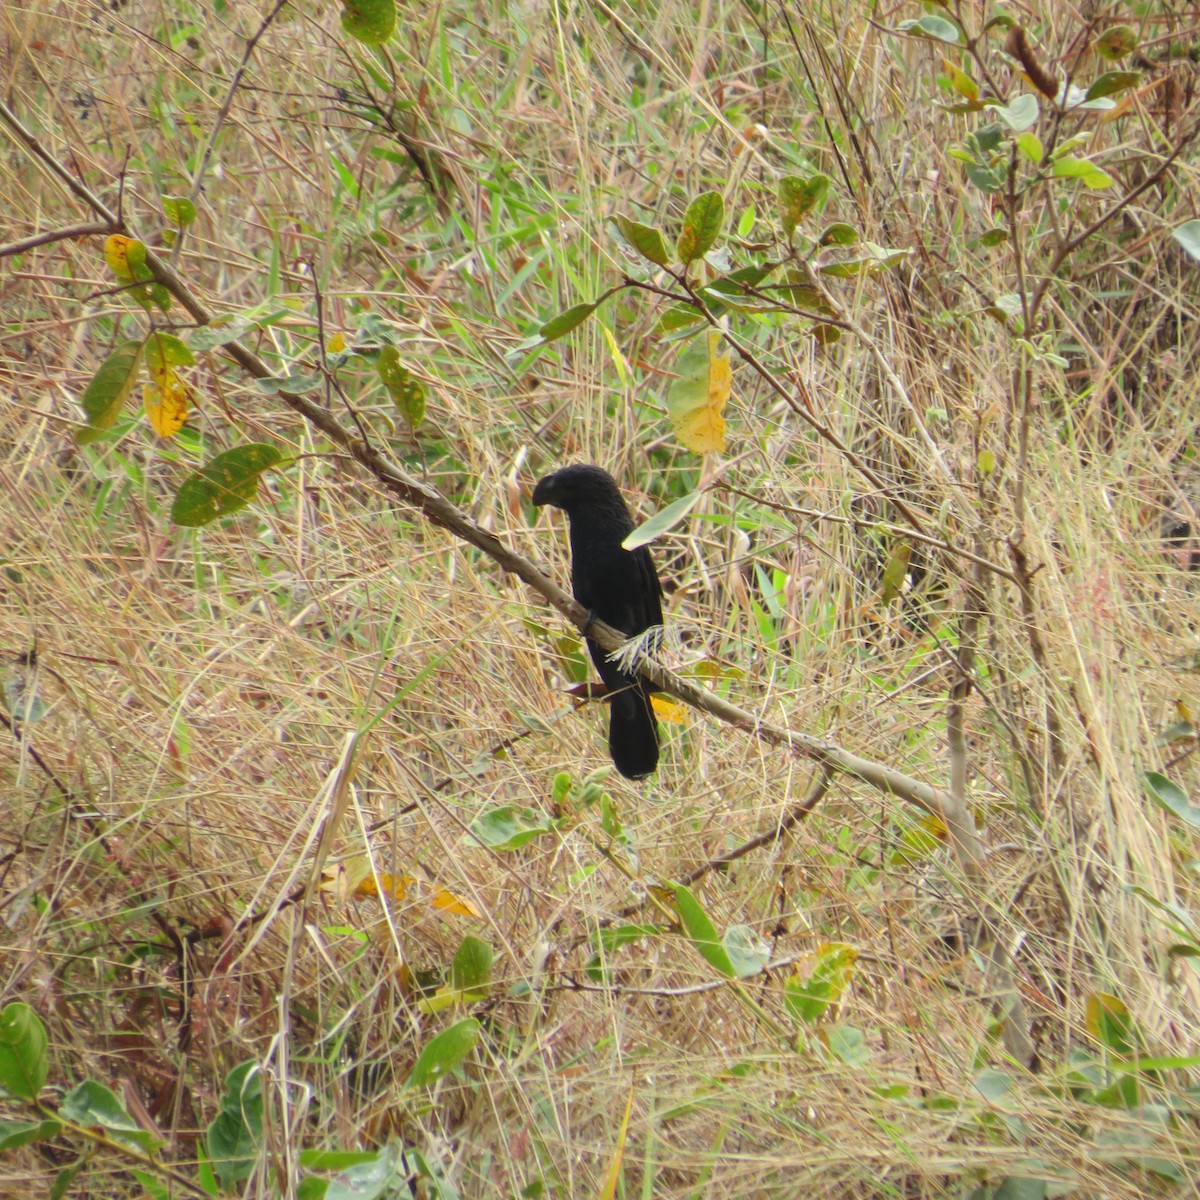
<box><xmin>0</xmin><ymin>223</ymin><xmax>112</xmax><ymax>258</ymax></box>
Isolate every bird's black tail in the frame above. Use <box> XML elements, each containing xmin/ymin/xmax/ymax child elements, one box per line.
<box><xmin>607</xmin><ymin>680</ymin><xmax>659</xmax><ymax>779</ymax></box>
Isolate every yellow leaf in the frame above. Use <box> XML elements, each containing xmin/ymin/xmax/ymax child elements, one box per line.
<box><xmin>650</xmin><ymin>695</ymin><xmax>689</xmax><ymax>725</ymax></box>
<box><xmin>666</xmin><ymin>330</ymin><xmax>730</xmax><ymax>454</ymax></box>
<box><xmin>356</xmin><ymin>872</ymin><xmax>412</xmax><ymax>900</ymax></box>
<box><xmin>431</xmin><ymin>887</ymin><xmax>482</xmax><ymax>918</ymax></box>
<box><xmin>104</xmin><ymin>234</ymin><xmax>143</xmax><ymax>281</ymax></box>
<box><xmin>143</xmin><ymin>366</ymin><xmax>192</xmax><ymax>438</ymax></box>
<box><xmin>327</xmin><ymin>331</ymin><xmax>347</xmax><ymax>353</ymax></box>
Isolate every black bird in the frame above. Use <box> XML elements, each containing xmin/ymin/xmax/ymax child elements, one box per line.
<box><xmin>532</xmin><ymin>464</ymin><xmax>663</xmax><ymax>779</ymax></box>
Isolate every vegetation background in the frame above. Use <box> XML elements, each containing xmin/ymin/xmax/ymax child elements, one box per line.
<box><xmin>1</xmin><ymin>0</ymin><xmax>1199</xmax><ymax>1196</ymax></box>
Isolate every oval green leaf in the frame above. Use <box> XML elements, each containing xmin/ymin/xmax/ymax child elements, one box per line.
<box><xmin>897</xmin><ymin>14</ymin><xmax>962</xmax><ymax>43</ymax></box>
<box><xmin>145</xmin><ymin>331</ymin><xmax>195</xmax><ymax>371</ymax></box>
<box><xmin>340</xmin><ymin>0</ymin><xmax>396</xmax><ymax>44</ymax></box>
<box><xmin>171</xmin><ymin>443</ymin><xmax>283</xmax><ymax>528</ymax></box>
<box><xmin>676</xmin><ymin>191</ymin><xmax>725</xmax><ymax>266</ymax></box>
<box><xmin>407</xmin><ymin>1018</ymin><xmax>480</xmax><ymax>1089</ymax></box>
<box><xmin>450</xmin><ymin>936</ymin><xmax>494</xmax><ymax>993</ymax></box>
<box><xmin>1085</xmin><ymin>71</ymin><xmax>1140</xmax><ymax>101</ymax></box>
<box><xmin>1095</xmin><ymin>25</ymin><xmax>1138</xmax><ymax>61</ymax></box>
<box><xmin>467</xmin><ymin>805</ymin><xmax>555</xmax><ymax>850</ymax></box>
<box><xmin>818</xmin><ymin>222</ymin><xmax>859</xmax><ymax>246</ymax></box>
<box><xmin>723</xmin><ymin>926</ymin><xmax>770</xmax><ymax>979</ymax></box>
<box><xmin>1051</xmin><ymin>155</ymin><xmax>1114</xmax><ymax>189</ymax></box>
<box><xmin>538</xmin><ymin>301</ymin><xmax>599</xmax><ymax>341</ymax></box>
<box><xmin>988</xmin><ymin>93</ymin><xmax>1039</xmax><ymax>131</ymax></box>
<box><xmin>612</xmin><ymin>214</ymin><xmax>670</xmax><ymax>267</ymax></box>
<box><xmin>61</xmin><ymin>1080</ymin><xmax>160</xmax><ymax>1153</ymax></box>
<box><xmin>76</xmin><ymin>339</ymin><xmax>144</xmax><ymax>444</ymax></box>
<box><xmin>656</xmin><ymin>303</ymin><xmax>705</xmax><ymax>333</ymax></box>
<box><xmin>0</xmin><ymin>1003</ymin><xmax>48</xmax><ymax>1101</ymax></box>
<box><xmin>162</xmin><ymin>195</ymin><xmax>197</xmax><ymax>227</ymax></box>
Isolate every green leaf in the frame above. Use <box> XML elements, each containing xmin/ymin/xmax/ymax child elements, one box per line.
<box><xmin>1140</xmin><ymin>770</ymin><xmax>1200</xmax><ymax>827</ymax></box>
<box><xmin>817</xmin><ymin>222</ymin><xmax>858</xmax><ymax>246</ymax></box>
<box><xmin>1095</xmin><ymin>25</ymin><xmax>1138</xmax><ymax>61</ymax></box>
<box><xmin>897</xmin><ymin>14</ymin><xmax>962</xmax><ymax>43</ymax></box>
<box><xmin>941</xmin><ymin>60</ymin><xmax>979</xmax><ymax>100</ymax></box>
<box><xmin>0</xmin><ymin>1118</ymin><xmax>63</xmax><ymax>1153</ymax></box>
<box><xmin>76</xmin><ymin>340</ymin><xmax>144</xmax><ymax>444</ymax></box>
<box><xmin>723</xmin><ymin>926</ymin><xmax>770</xmax><ymax>978</ymax></box>
<box><xmin>0</xmin><ymin>1003</ymin><xmax>48</xmax><ymax>1101</ymax></box>
<box><xmin>585</xmin><ymin>924</ymin><xmax>660</xmax><ymax>982</ymax></box>
<box><xmin>171</xmin><ymin>443</ymin><xmax>283</xmax><ymax>527</ymax></box>
<box><xmin>144</xmin><ymin>331</ymin><xmax>195</xmax><ymax>372</ymax></box>
<box><xmin>467</xmin><ymin>805</ymin><xmax>555</xmax><ymax>851</ymax></box>
<box><xmin>450</xmin><ymin>936</ymin><xmax>493</xmax><ymax>993</ymax></box>
<box><xmin>988</xmin><ymin>93</ymin><xmax>1039</xmax><ymax>131</ymax></box>
<box><xmin>965</xmin><ymin>163</ymin><xmax>1006</xmax><ymax>193</ymax></box>
<box><xmin>340</xmin><ymin>0</ymin><xmax>395</xmax><ymax>44</ymax></box>
<box><xmin>974</xmin><ymin>123</ymin><xmax>1006</xmax><ymax>154</ymax></box>
<box><xmin>776</xmin><ymin>174</ymin><xmax>829</xmax><ymax>238</ymax></box>
<box><xmin>655</xmin><ymin>303</ymin><xmax>705</xmax><ymax>332</ymax></box>
<box><xmin>377</xmin><ymin>346</ymin><xmax>426</xmax><ymax>429</ymax></box>
<box><xmin>673</xmin><ymin>885</ymin><xmax>735</xmax><ymax>977</ymax></box>
<box><xmin>676</xmin><ymin>191</ymin><xmax>725</xmax><ymax>265</ymax></box>
<box><xmin>60</xmin><ymin>1080</ymin><xmax>160</xmax><ymax>1153</ymax></box>
<box><xmin>162</xmin><ymin>195</ymin><xmax>197</xmax><ymax>227</ymax></box>
<box><xmin>50</xmin><ymin>1160</ymin><xmax>87</xmax><ymax>1200</ymax></box>
<box><xmin>1085</xmin><ymin>992</ymin><xmax>1139</xmax><ymax>1058</ymax></box>
<box><xmin>826</xmin><ymin>1024</ymin><xmax>871</xmax><ymax>1065</ymax></box>
<box><xmin>537</xmin><ymin>301</ymin><xmax>599</xmax><ymax>341</ymax></box>
<box><xmin>407</xmin><ymin>1018</ymin><xmax>480</xmax><ymax>1089</ymax></box>
<box><xmin>1172</xmin><ymin>220</ymin><xmax>1200</xmax><ymax>263</ymax></box>
<box><xmin>1051</xmin><ymin>155</ymin><xmax>1114</xmax><ymax>189</ymax></box>
<box><xmin>130</xmin><ymin>1171</ymin><xmax>172</xmax><ymax>1200</ymax></box>
<box><xmin>1015</xmin><ymin>132</ymin><xmax>1043</xmax><ymax>163</ymax></box>
<box><xmin>816</xmin><ymin>242</ymin><xmax>910</xmax><ymax>277</ymax></box>
<box><xmin>623</xmin><ymin>490</ymin><xmax>703</xmax><ymax>550</ymax></box>
<box><xmin>206</xmin><ymin>1062</ymin><xmax>262</xmax><ymax>1191</ymax></box>
<box><xmin>188</xmin><ymin>303</ymin><xmax>296</xmax><ymax>351</ymax></box>
<box><xmin>1085</xmin><ymin>71</ymin><xmax>1140</xmax><ymax>101</ymax></box>
<box><xmin>611</xmin><ymin>214</ymin><xmax>670</xmax><ymax>267</ymax></box>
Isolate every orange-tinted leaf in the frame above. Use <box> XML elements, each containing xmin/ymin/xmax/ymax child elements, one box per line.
<box><xmin>144</xmin><ymin>370</ymin><xmax>191</xmax><ymax>438</ymax></box>
<box><xmin>431</xmin><ymin>887</ymin><xmax>482</xmax><ymax>918</ymax></box>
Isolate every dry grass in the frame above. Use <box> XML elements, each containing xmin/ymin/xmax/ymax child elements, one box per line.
<box><xmin>2</xmin><ymin>0</ymin><xmax>1200</xmax><ymax>1196</ymax></box>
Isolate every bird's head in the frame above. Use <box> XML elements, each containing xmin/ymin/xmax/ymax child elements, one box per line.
<box><xmin>531</xmin><ymin>464</ymin><xmax>623</xmax><ymax>514</ymax></box>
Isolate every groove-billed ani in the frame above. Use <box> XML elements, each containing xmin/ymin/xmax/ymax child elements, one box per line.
<box><xmin>532</xmin><ymin>464</ymin><xmax>663</xmax><ymax>779</ymax></box>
